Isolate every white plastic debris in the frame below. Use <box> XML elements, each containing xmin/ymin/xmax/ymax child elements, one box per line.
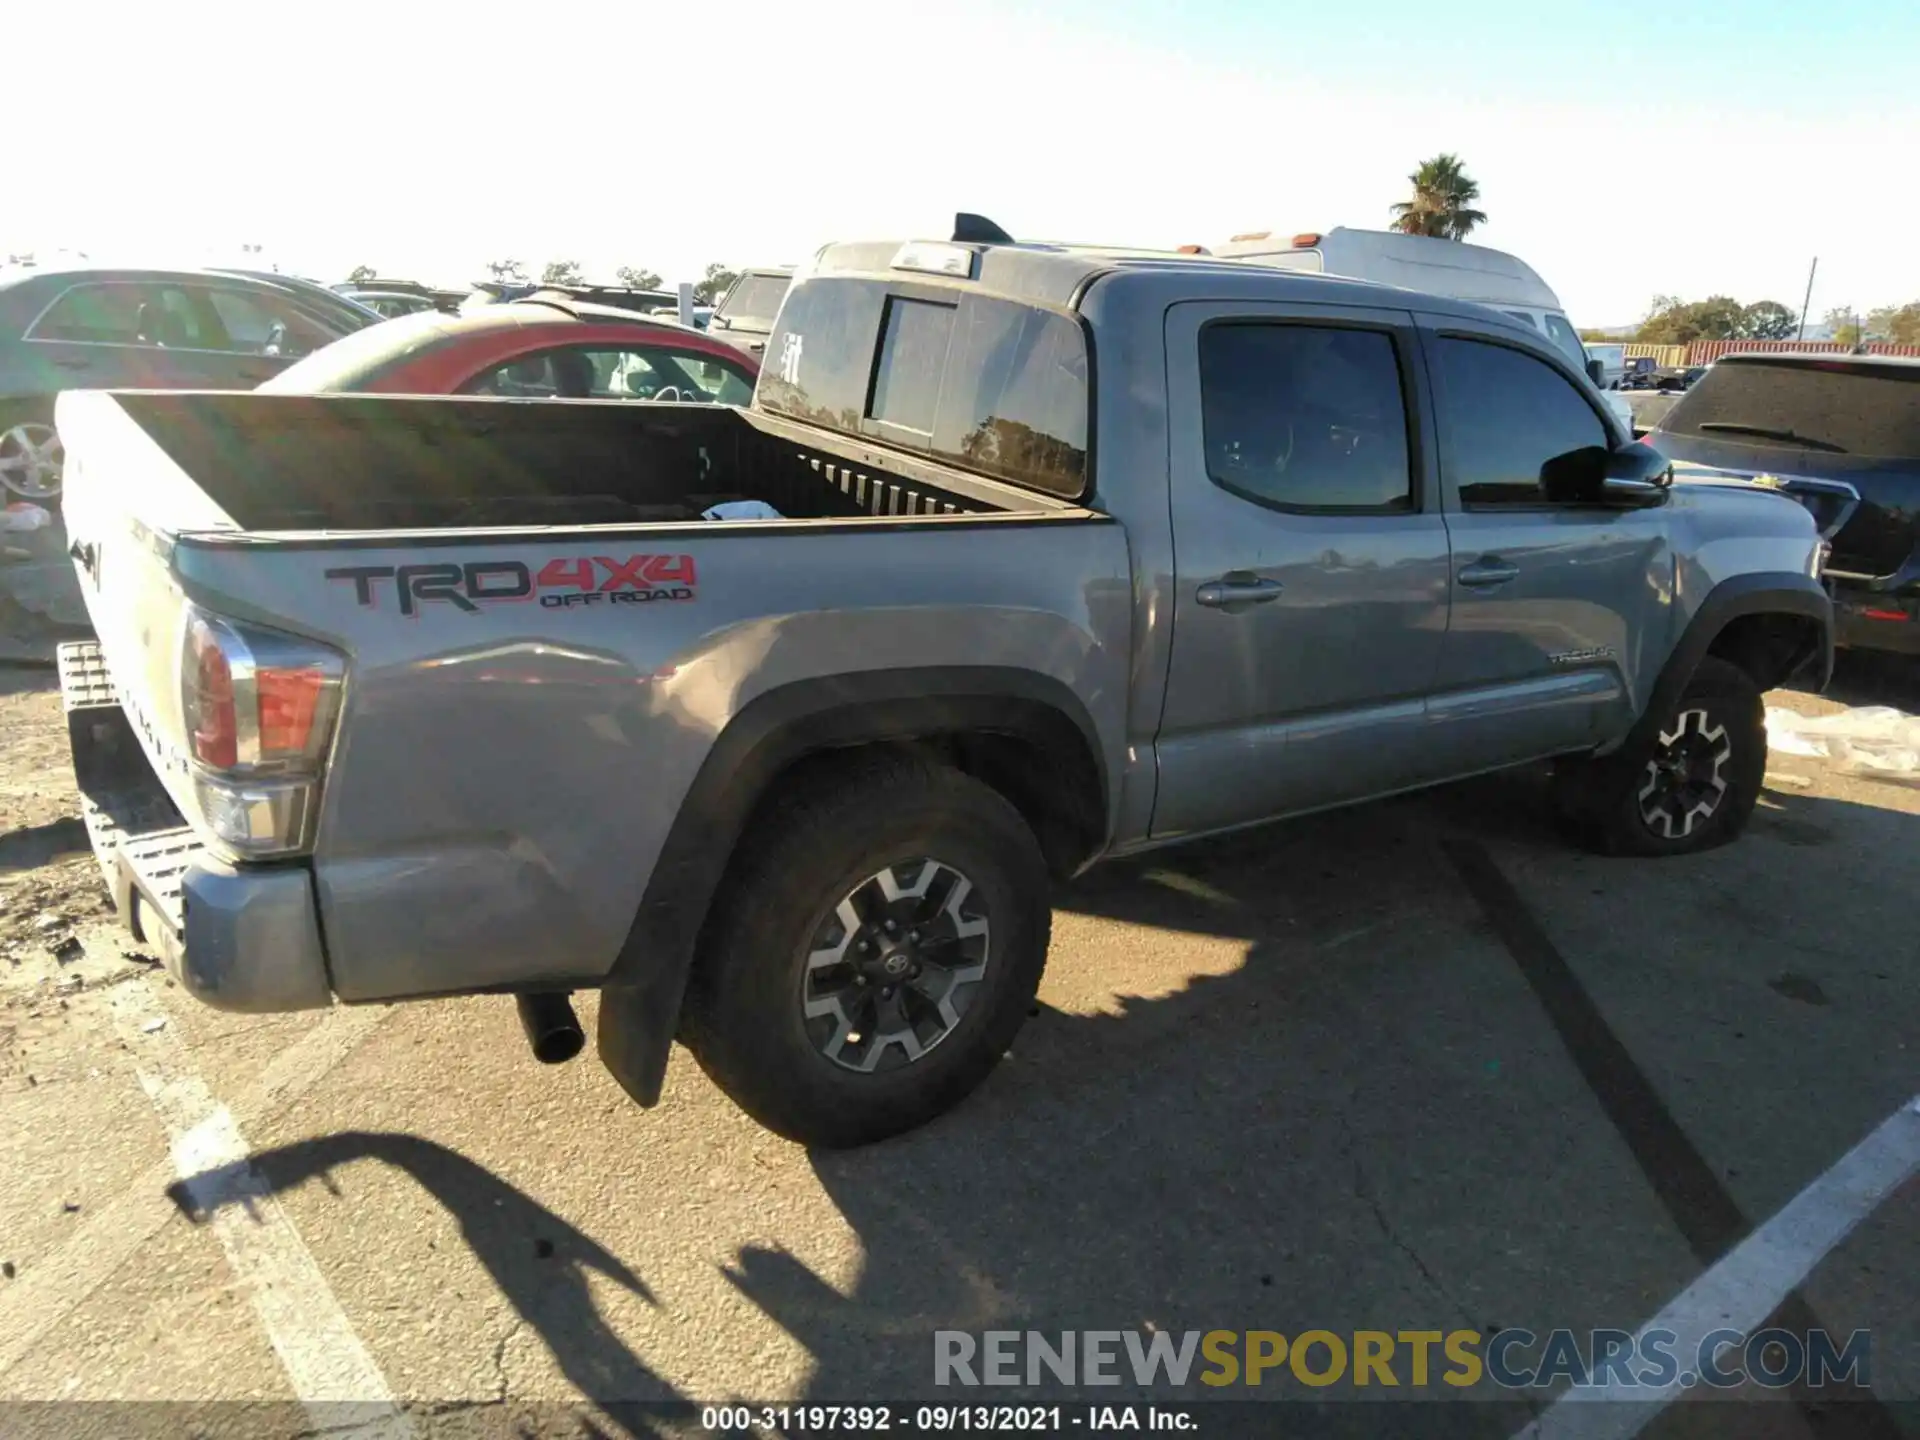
<box><xmin>701</xmin><ymin>499</ymin><xmax>784</xmax><ymax>522</ymax></box>
<box><xmin>1765</xmin><ymin>705</ymin><xmax>1920</xmax><ymax>774</ymax></box>
<box><xmin>1</xmin><ymin>503</ymin><xmax>52</xmax><ymax>533</ymax></box>
<box><xmin>139</xmin><ymin>1016</ymin><xmax>167</xmax><ymax>1034</ymax></box>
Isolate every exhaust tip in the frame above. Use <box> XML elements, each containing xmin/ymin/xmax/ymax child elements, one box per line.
<box><xmin>516</xmin><ymin>992</ymin><xmax>585</xmax><ymax>1065</ymax></box>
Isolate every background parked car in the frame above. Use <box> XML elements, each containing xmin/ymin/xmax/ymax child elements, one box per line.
<box><xmin>523</xmin><ymin>282</ymin><xmax>680</xmax><ymax>317</ymax></box>
<box><xmin>258</xmin><ymin>295</ymin><xmax>759</xmax><ymax>403</ymax></box>
<box><xmin>0</xmin><ymin>266</ymin><xmax>364</xmax><ymax>501</ymax></box>
<box><xmin>708</xmin><ymin>267</ymin><xmax>794</xmax><ymax>359</ymax></box>
<box><xmin>1650</xmin><ymin>353</ymin><xmax>1920</xmax><ymax>654</ymax></box>
<box><xmin>331</xmin><ymin>277</ymin><xmax>466</xmax><ymax>313</ymax></box>
<box><xmin>211</xmin><ymin>269</ymin><xmax>385</xmax><ymax>331</ymax></box>
<box><xmin>344</xmin><ymin>290</ymin><xmax>443</xmax><ymax>319</ymax></box>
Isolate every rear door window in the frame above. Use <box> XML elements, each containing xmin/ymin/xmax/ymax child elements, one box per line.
<box><xmin>29</xmin><ymin>284</ymin><xmax>146</xmax><ymax>343</ymax></box>
<box><xmin>1199</xmin><ymin>323</ymin><xmax>1414</xmax><ymax>511</ymax></box>
<box><xmin>759</xmin><ymin>276</ymin><xmax>1090</xmax><ymax>498</ymax></box>
<box><xmin>29</xmin><ymin>282</ymin><xmax>205</xmax><ymax>346</ymax></box>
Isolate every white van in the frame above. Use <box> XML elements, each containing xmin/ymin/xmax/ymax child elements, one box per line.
<box><xmin>1214</xmin><ymin>227</ymin><xmax>1636</xmax><ymax>431</ymax></box>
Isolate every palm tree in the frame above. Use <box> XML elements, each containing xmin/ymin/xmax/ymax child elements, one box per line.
<box><xmin>1389</xmin><ymin>153</ymin><xmax>1488</xmax><ymax>241</ymax></box>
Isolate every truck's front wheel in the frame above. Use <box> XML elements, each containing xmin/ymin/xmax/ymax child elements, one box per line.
<box><xmin>684</xmin><ymin>758</ymin><xmax>1050</xmax><ymax>1147</ymax></box>
<box><xmin>1553</xmin><ymin>656</ymin><xmax>1766</xmax><ymax>857</ymax></box>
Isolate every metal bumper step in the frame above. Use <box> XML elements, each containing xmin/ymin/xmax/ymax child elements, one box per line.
<box><xmin>58</xmin><ymin>640</ymin><xmax>202</xmax><ymax>943</ymax></box>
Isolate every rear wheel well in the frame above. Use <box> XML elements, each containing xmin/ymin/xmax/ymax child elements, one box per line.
<box><xmin>738</xmin><ymin>728</ymin><xmax>1105</xmax><ymax>883</ymax></box>
<box><xmin>1704</xmin><ymin>611</ymin><xmax>1823</xmax><ymax>693</ymax></box>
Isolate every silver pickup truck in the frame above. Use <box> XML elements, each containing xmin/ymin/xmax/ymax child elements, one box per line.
<box><xmin>54</xmin><ymin>234</ymin><xmax>1832</xmax><ymax>1146</ymax></box>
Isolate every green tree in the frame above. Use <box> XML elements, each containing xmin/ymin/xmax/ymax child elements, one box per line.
<box><xmin>1388</xmin><ymin>153</ymin><xmax>1488</xmax><ymax>241</ymax></box>
<box><xmin>694</xmin><ymin>263</ymin><xmax>740</xmax><ymax>306</ymax></box>
<box><xmin>485</xmin><ymin>258</ymin><xmax>528</xmax><ymax>284</ymax></box>
<box><xmin>1636</xmin><ymin>295</ymin><xmax>1747</xmax><ymax>345</ymax></box>
<box><xmin>616</xmin><ymin>265</ymin><xmax>663</xmax><ymax>291</ymax></box>
<box><xmin>347</xmin><ymin>264</ymin><xmax>378</xmax><ymax>284</ymax></box>
<box><xmin>1865</xmin><ymin>301</ymin><xmax>1920</xmax><ymax>345</ymax></box>
<box><xmin>541</xmin><ymin>259</ymin><xmax>584</xmax><ymax>286</ymax></box>
<box><xmin>1737</xmin><ymin>300</ymin><xmax>1798</xmax><ymax>340</ymax></box>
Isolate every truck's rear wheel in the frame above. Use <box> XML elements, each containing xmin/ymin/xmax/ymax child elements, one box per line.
<box><xmin>684</xmin><ymin>757</ymin><xmax>1050</xmax><ymax>1147</ymax></box>
<box><xmin>1553</xmin><ymin>656</ymin><xmax>1766</xmax><ymax>857</ymax></box>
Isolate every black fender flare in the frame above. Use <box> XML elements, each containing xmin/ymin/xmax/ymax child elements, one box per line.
<box><xmin>1618</xmin><ymin>571</ymin><xmax>1832</xmax><ymax>759</ymax></box>
<box><xmin>595</xmin><ymin>666</ymin><xmax>1108</xmax><ymax>1107</ymax></box>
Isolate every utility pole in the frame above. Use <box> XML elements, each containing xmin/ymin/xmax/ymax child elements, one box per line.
<box><xmin>1796</xmin><ymin>256</ymin><xmax>1818</xmax><ymax>342</ymax></box>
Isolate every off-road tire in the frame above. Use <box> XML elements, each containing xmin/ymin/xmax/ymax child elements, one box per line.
<box><xmin>683</xmin><ymin>756</ymin><xmax>1050</xmax><ymax>1147</ymax></box>
<box><xmin>1552</xmin><ymin>656</ymin><xmax>1766</xmax><ymax>857</ymax></box>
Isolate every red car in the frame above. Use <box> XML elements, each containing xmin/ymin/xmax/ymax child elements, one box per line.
<box><xmin>259</xmin><ymin>296</ymin><xmax>758</xmax><ymax>403</ymax></box>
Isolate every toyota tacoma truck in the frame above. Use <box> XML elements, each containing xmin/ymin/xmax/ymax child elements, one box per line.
<box><xmin>53</xmin><ymin>230</ymin><xmax>1832</xmax><ymax>1146</ymax></box>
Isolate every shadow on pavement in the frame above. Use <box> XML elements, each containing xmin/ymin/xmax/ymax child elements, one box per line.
<box><xmin>166</xmin><ymin>1132</ymin><xmax>679</xmax><ymax>1414</ymax></box>
<box><xmin>158</xmin><ymin>764</ymin><xmax>1914</xmax><ymax>1438</ymax></box>
<box><xmin>724</xmin><ymin>773</ymin><xmax>1910</xmax><ymax>1438</ymax></box>
<box><xmin>1822</xmin><ymin>650</ymin><xmax>1920</xmax><ymax>712</ymax></box>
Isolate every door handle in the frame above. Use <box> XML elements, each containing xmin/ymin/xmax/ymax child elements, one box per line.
<box><xmin>1196</xmin><ymin>573</ymin><xmax>1284</xmax><ymax>608</ymax></box>
<box><xmin>1457</xmin><ymin>558</ymin><xmax>1520</xmax><ymax>588</ymax></box>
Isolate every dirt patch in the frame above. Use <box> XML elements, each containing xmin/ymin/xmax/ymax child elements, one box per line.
<box><xmin>0</xmin><ymin>673</ymin><xmax>115</xmax><ymax>994</ymax></box>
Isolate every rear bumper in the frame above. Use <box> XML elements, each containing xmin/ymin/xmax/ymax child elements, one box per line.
<box><xmin>1829</xmin><ymin>578</ymin><xmax>1920</xmax><ymax>656</ymax></box>
<box><xmin>59</xmin><ymin>641</ymin><xmax>333</xmax><ymax>1012</ymax></box>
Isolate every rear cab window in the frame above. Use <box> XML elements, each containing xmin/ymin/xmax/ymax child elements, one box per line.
<box><xmin>716</xmin><ymin>273</ymin><xmax>793</xmax><ymax>331</ymax></box>
<box><xmin>757</xmin><ymin>276</ymin><xmax>1090</xmax><ymax>499</ymax></box>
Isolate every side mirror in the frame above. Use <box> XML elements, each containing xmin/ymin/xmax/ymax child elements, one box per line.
<box><xmin>1586</xmin><ymin>357</ymin><xmax>1606</xmax><ymax>385</ymax></box>
<box><xmin>1600</xmin><ymin>440</ymin><xmax>1671</xmax><ymax>508</ymax></box>
<box><xmin>1539</xmin><ymin>442</ymin><xmax>1670</xmax><ymax>508</ymax></box>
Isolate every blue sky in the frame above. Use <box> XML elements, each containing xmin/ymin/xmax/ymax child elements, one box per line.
<box><xmin>13</xmin><ymin>0</ymin><xmax>1919</xmax><ymax>326</ymax></box>
<box><xmin>1044</xmin><ymin>0</ymin><xmax>1919</xmax><ymax>97</ymax></box>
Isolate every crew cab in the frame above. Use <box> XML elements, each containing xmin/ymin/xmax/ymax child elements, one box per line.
<box><xmin>54</xmin><ymin>227</ymin><xmax>1832</xmax><ymax>1146</ymax></box>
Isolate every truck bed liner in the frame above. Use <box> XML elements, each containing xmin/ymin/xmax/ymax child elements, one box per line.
<box><xmin>109</xmin><ymin>393</ymin><xmax>1061</xmax><ymax>533</ymax></box>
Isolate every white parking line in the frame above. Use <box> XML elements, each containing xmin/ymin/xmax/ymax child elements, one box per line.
<box><xmin>99</xmin><ymin>984</ymin><xmax>411</xmax><ymax>1431</ymax></box>
<box><xmin>1512</xmin><ymin>1092</ymin><xmax>1920</xmax><ymax>1440</ymax></box>
<box><xmin>0</xmin><ymin>990</ymin><xmax>392</xmax><ymax>1381</ymax></box>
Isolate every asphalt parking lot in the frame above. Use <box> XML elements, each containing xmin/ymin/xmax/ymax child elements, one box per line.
<box><xmin>2</xmin><ymin>656</ymin><xmax>1917</xmax><ymax>1439</ymax></box>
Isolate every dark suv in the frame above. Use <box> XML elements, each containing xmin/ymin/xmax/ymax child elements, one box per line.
<box><xmin>1650</xmin><ymin>354</ymin><xmax>1920</xmax><ymax>654</ymax></box>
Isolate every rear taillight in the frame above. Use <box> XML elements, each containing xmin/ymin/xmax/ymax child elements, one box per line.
<box><xmin>187</xmin><ymin>630</ymin><xmax>238</xmax><ymax>769</ymax></box>
<box><xmin>180</xmin><ymin>608</ymin><xmax>346</xmax><ymax>858</ymax></box>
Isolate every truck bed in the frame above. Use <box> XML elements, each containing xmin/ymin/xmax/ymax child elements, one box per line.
<box><xmin>106</xmin><ymin>391</ymin><xmax>1068</xmax><ymax>533</ymax></box>
<box><xmin>54</xmin><ymin>386</ymin><xmax>1127</xmax><ymax>1011</ymax></box>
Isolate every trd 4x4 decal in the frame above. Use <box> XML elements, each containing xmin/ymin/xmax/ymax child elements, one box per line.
<box><xmin>325</xmin><ymin>555</ymin><xmax>697</xmax><ymax>616</ymax></box>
